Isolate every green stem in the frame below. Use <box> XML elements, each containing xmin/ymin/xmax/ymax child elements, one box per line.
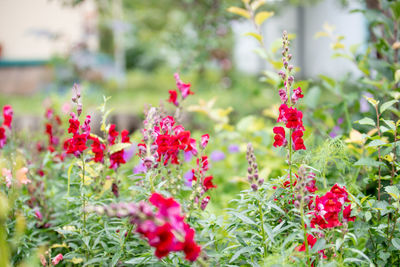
<box><xmin>81</xmin><ymin>156</ymin><xmax>86</xmax><ymax>233</ymax></box>
<box><xmin>258</xmin><ymin>199</ymin><xmax>268</xmax><ymax>258</ymax></box>
<box><xmin>122</xmin><ymin>223</ymin><xmax>134</xmax><ymax>255</ymax></box>
<box><xmin>289</xmin><ymin>129</ymin><xmax>293</xmax><ymax>189</ymax></box>
<box><xmin>300</xmin><ymin>198</ymin><xmax>311</xmax><ymax>266</ymax></box>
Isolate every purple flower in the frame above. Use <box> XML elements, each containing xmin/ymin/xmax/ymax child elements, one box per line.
<box><xmin>184</xmin><ymin>170</ymin><xmax>193</xmax><ymax>187</ymax></box>
<box><xmin>337</xmin><ymin>117</ymin><xmax>344</xmax><ymax>125</ymax></box>
<box><xmin>228</xmin><ymin>144</ymin><xmax>240</xmax><ymax>153</ymax></box>
<box><xmin>210</xmin><ymin>150</ymin><xmax>225</xmax><ymax>161</ymax></box>
<box><xmin>133</xmin><ymin>161</ymin><xmax>147</xmax><ymax>174</ymax></box>
<box><xmin>184</xmin><ymin>151</ymin><xmax>193</xmax><ymax>162</ymax></box>
<box><xmin>329</xmin><ymin>126</ymin><xmax>341</xmax><ymax>138</ymax></box>
<box><xmin>123</xmin><ymin>144</ymin><xmax>136</xmax><ymax>162</ymax></box>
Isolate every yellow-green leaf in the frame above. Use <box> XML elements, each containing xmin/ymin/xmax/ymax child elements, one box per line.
<box><xmin>255</xmin><ymin>11</ymin><xmax>274</xmax><ymax>26</ymax></box>
<box><xmin>314</xmin><ymin>31</ymin><xmax>329</xmax><ymax>38</ymax></box>
<box><xmin>243</xmin><ymin>32</ymin><xmax>262</xmax><ymax>42</ymax></box>
<box><xmin>50</xmin><ymin>243</ymin><xmax>69</xmax><ymax>249</ymax></box>
<box><xmin>331</xmin><ymin>42</ymin><xmax>345</xmax><ymax>50</ymax></box>
<box><xmin>70</xmin><ymin>258</ymin><xmax>84</xmax><ymax>264</ymax></box>
<box><xmin>227</xmin><ymin>6</ymin><xmax>251</xmax><ymax>19</ymax></box>
<box><xmin>109</xmin><ymin>143</ymin><xmax>132</xmax><ymax>154</ymax></box>
<box><xmin>251</xmin><ymin>0</ymin><xmax>266</xmax><ymax>11</ymax></box>
<box><xmin>395</xmin><ymin>69</ymin><xmax>400</xmax><ymax>83</ymax></box>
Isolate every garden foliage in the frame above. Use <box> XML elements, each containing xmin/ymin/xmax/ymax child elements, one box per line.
<box><xmin>1</xmin><ymin>0</ymin><xmax>400</xmax><ymax>266</ymax></box>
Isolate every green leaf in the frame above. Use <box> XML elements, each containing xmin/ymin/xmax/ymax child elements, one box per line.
<box><xmin>365</xmin><ymin>211</ymin><xmax>371</xmax><ymax>222</ymax></box>
<box><xmin>111</xmin><ymin>251</ymin><xmax>122</xmax><ymax>267</ymax></box>
<box><xmin>109</xmin><ymin>143</ymin><xmax>132</xmax><ymax>154</ymax></box>
<box><xmin>230</xmin><ymin>211</ymin><xmax>256</xmax><ymax>225</ymax></box>
<box><xmin>354</xmin><ymin>158</ymin><xmax>384</xmax><ymax>168</ymax></box>
<box><xmin>311</xmin><ymin>238</ymin><xmax>326</xmax><ymax>254</ymax></box>
<box><xmin>392</xmin><ymin>238</ymin><xmax>400</xmax><ymax>250</ymax></box>
<box><xmin>303</xmin><ymin>86</ymin><xmax>321</xmax><ymax>109</ymax></box>
<box><xmin>356</xmin><ymin>117</ymin><xmax>375</xmax><ymax>126</ymax></box>
<box><xmin>385</xmin><ymin>185</ymin><xmax>400</xmax><ymax>200</ymax></box>
<box><xmin>380</xmin><ymin>100</ymin><xmax>398</xmax><ymax>114</ymax></box>
<box><xmin>367</xmin><ymin>139</ymin><xmax>387</xmax><ymax>147</ymax></box>
<box><xmin>230</xmin><ymin>246</ymin><xmax>255</xmax><ymax>263</ymax></box>
<box><xmin>319</xmin><ymin>75</ymin><xmax>336</xmax><ymax>88</ymax></box>
<box><xmin>382</xmin><ymin>119</ymin><xmax>396</xmax><ymax>130</ymax></box>
<box><xmin>390</xmin><ymin>2</ymin><xmax>400</xmax><ymax>20</ymax></box>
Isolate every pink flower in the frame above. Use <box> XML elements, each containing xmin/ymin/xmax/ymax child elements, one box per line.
<box><xmin>174</xmin><ymin>73</ymin><xmax>194</xmax><ymax>99</ymax></box>
<box><xmin>291</xmin><ymin>87</ymin><xmax>304</xmax><ymax>104</ymax></box>
<box><xmin>201</xmin><ymin>196</ymin><xmax>210</xmax><ymax>210</ymax></box>
<box><xmin>200</xmin><ymin>134</ymin><xmax>209</xmax><ymax>149</ymax></box>
<box><xmin>34</xmin><ymin>209</ymin><xmax>43</xmax><ymax>221</ymax></box>
<box><xmin>278</xmin><ymin>89</ymin><xmax>288</xmax><ymax>104</ymax></box>
<box><xmin>52</xmin><ymin>253</ymin><xmax>63</xmax><ymax>265</ymax></box>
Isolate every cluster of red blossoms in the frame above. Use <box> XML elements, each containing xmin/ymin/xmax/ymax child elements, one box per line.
<box><xmin>65</xmin><ymin>112</ymin><xmax>131</xmax><ymax>169</ymax></box>
<box><xmin>108</xmin><ymin>124</ymin><xmax>130</xmax><ymax>169</ymax></box>
<box><xmin>168</xmin><ymin>73</ymin><xmax>194</xmax><ymax>107</ymax></box>
<box><xmin>296</xmin><ymin>184</ymin><xmax>355</xmax><ymax>259</ymax></box>
<box><xmin>139</xmin><ymin>116</ymin><xmax>197</xmax><ymax>165</ymax></box>
<box><xmin>0</xmin><ymin>105</ymin><xmax>13</xmax><ymax>148</ymax></box>
<box><xmin>273</xmin><ymin>31</ymin><xmax>306</xmax><ymax>151</ymax></box>
<box><xmin>65</xmin><ymin>112</ymin><xmax>92</xmax><ymax>157</ymax></box>
<box><xmin>137</xmin><ymin>193</ymin><xmax>201</xmax><ymax>261</ymax></box>
<box><xmin>310</xmin><ymin>184</ymin><xmax>355</xmax><ymax>229</ymax></box>
<box><xmin>89</xmin><ymin>192</ymin><xmax>201</xmax><ymax>262</ymax></box>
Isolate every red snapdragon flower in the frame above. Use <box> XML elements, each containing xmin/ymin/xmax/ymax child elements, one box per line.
<box><xmin>3</xmin><ymin>105</ymin><xmax>13</xmax><ymax>129</ymax></box>
<box><xmin>296</xmin><ymin>234</ymin><xmax>327</xmax><ymax>259</ymax></box>
<box><xmin>136</xmin><ymin>193</ymin><xmax>201</xmax><ymax>261</ymax></box>
<box><xmin>168</xmin><ymin>90</ymin><xmax>179</xmax><ymax>106</ymax></box>
<box><xmin>273</xmin><ymin>126</ymin><xmax>287</xmax><ymax>147</ymax></box>
<box><xmin>109</xmin><ymin>150</ymin><xmax>126</xmax><ymax>169</ymax></box>
<box><xmin>108</xmin><ymin>124</ymin><xmax>119</xmax><ymax>145</ymax></box>
<box><xmin>292</xmin><ymin>129</ymin><xmax>306</xmax><ymax>150</ymax></box>
<box><xmin>343</xmin><ymin>204</ymin><xmax>356</xmax><ymax>222</ymax></box>
<box><xmin>68</xmin><ymin>117</ymin><xmax>80</xmax><ymax>135</ymax></box>
<box><xmin>0</xmin><ymin>127</ymin><xmax>6</xmax><ymax>148</ymax></box>
<box><xmin>203</xmin><ymin>176</ymin><xmax>217</xmax><ymax>191</ymax></box>
<box><xmin>88</xmin><ymin>136</ymin><xmax>105</xmax><ymax>163</ymax></box>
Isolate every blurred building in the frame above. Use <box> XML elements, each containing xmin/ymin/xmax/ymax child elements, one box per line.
<box><xmin>233</xmin><ymin>0</ymin><xmax>366</xmax><ymax>79</ymax></box>
<box><xmin>0</xmin><ymin>0</ymin><xmax>97</xmax><ymax>94</ymax></box>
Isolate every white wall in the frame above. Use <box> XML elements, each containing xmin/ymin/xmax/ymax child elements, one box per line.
<box><xmin>232</xmin><ymin>0</ymin><xmax>366</xmax><ymax>78</ymax></box>
<box><xmin>303</xmin><ymin>0</ymin><xmax>366</xmax><ymax>78</ymax></box>
<box><xmin>0</xmin><ymin>0</ymin><xmax>97</xmax><ymax>60</ymax></box>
